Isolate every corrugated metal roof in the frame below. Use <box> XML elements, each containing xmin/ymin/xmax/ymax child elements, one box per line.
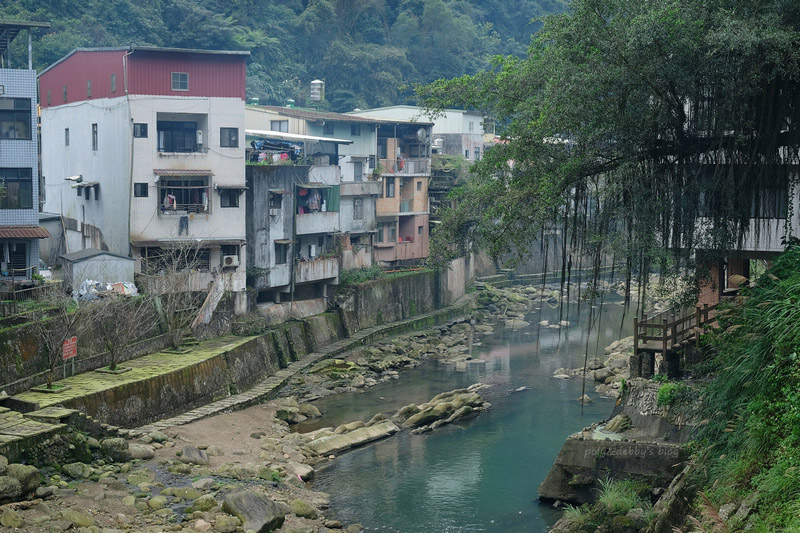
<box><xmin>0</xmin><ymin>226</ymin><xmax>50</xmax><ymax>239</ymax></box>
<box><xmin>246</xmin><ymin>129</ymin><xmax>353</xmax><ymax>144</ymax></box>
<box><xmin>253</xmin><ymin>105</ymin><xmax>381</xmax><ymax>124</ymax></box>
<box><xmin>60</xmin><ymin>248</ymin><xmax>133</xmax><ymax>263</ymax></box>
<box><xmin>153</xmin><ymin>169</ymin><xmax>214</xmax><ymax>176</ymax></box>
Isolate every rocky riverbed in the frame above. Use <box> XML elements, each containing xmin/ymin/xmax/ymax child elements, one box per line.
<box><xmin>0</xmin><ymin>279</ymin><xmax>650</xmax><ymax>532</ymax></box>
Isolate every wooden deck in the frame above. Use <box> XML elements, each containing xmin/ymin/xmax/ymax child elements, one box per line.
<box><xmin>634</xmin><ymin>304</ymin><xmax>718</xmax><ymax>359</ymax></box>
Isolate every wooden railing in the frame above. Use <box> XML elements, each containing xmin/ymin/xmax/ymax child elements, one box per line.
<box><xmin>634</xmin><ymin>303</ymin><xmax>718</xmax><ymax>358</ymax></box>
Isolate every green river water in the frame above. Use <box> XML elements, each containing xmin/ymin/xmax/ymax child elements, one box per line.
<box><xmin>305</xmin><ymin>294</ymin><xmax>632</xmax><ymax>532</ymax></box>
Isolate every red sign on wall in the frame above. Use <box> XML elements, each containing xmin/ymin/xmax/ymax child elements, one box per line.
<box><xmin>62</xmin><ymin>336</ymin><xmax>78</xmax><ymax>360</ymax></box>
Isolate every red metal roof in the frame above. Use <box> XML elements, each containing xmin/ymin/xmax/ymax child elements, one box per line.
<box><xmin>39</xmin><ymin>47</ymin><xmax>248</xmax><ymax>108</ymax></box>
<box><xmin>0</xmin><ymin>226</ymin><xmax>50</xmax><ymax>239</ymax></box>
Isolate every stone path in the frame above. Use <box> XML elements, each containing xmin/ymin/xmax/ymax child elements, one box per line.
<box><xmin>129</xmin><ymin>298</ymin><xmax>475</xmax><ymax>437</ymax></box>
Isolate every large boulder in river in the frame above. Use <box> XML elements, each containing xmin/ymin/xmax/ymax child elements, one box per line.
<box><xmin>4</xmin><ymin>464</ymin><xmax>40</xmax><ymax>494</ymax></box>
<box><xmin>0</xmin><ymin>476</ymin><xmax>22</xmax><ymax>502</ymax></box>
<box><xmin>180</xmin><ymin>445</ymin><xmax>210</xmax><ymax>465</ymax></box>
<box><xmin>305</xmin><ymin>421</ymin><xmax>399</xmax><ymax>456</ymax></box>
<box><xmin>101</xmin><ymin>438</ymin><xmax>131</xmax><ymax>462</ymax></box>
<box><xmin>222</xmin><ymin>490</ymin><xmax>288</xmax><ymax>532</ymax></box>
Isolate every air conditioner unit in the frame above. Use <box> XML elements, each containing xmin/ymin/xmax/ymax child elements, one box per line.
<box><xmin>196</xmin><ymin>130</ymin><xmax>203</xmax><ymax>145</ymax></box>
<box><xmin>269</xmin><ymin>208</ymin><xmax>280</xmax><ymax>216</ymax></box>
<box><xmin>222</xmin><ymin>255</ymin><xmax>239</xmax><ymax>267</ymax></box>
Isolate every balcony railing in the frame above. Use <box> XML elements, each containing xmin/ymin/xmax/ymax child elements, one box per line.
<box><xmin>380</xmin><ymin>158</ymin><xmax>430</xmax><ymax>175</ymax></box>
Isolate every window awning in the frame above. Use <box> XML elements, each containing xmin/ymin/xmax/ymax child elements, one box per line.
<box><xmin>214</xmin><ymin>184</ymin><xmax>248</xmax><ymax>190</ymax></box>
<box><xmin>269</xmin><ymin>189</ymin><xmax>292</xmax><ymax>195</ymax></box>
<box><xmin>71</xmin><ymin>181</ymin><xmax>99</xmax><ymax>189</ymax></box>
<box><xmin>297</xmin><ymin>184</ymin><xmax>334</xmax><ymax>189</ymax></box>
<box><xmin>153</xmin><ymin>169</ymin><xmax>214</xmax><ymax>176</ymax></box>
<box><xmin>245</xmin><ymin>129</ymin><xmax>353</xmax><ymax>145</ymax></box>
<box><xmin>131</xmin><ymin>238</ymin><xmax>245</xmax><ymax>246</ymax></box>
<box><xmin>0</xmin><ymin>226</ymin><xmax>50</xmax><ymax>239</ymax></box>
<box><xmin>273</xmin><ymin>239</ymin><xmax>295</xmax><ymax>244</ymax></box>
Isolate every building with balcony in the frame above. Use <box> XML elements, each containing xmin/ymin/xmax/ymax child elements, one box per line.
<box><xmin>38</xmin><ymin>46</ymin><xmax>249</xmax><ymax>294</ymax></box>
<box><xmin>246</xmin><ymin>105</ymin><xmax>383</xmax><ymax>270</ymax></box>
<box><xmin>246</xmin><ymin>164</ymin><xmax>341</xmax><ymax>303</ymax></box>
<box><xmin>0</xmin><ymin>21</ymin><xmax>51</xmax><ymax>285</ymax></box>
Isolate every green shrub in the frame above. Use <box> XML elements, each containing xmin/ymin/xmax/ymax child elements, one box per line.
<box><xmin>597</xmin><ymin>478</ymin><xmax>647</xmax><ymax>515</ymax></box>
<box><xmin>656</xmin><ymin>382</ymin><xmax>689</xmax><ymax>406</ymax></box>
<box><xmin>339</xmin><ymin>265</ymin><xmax>386</xmax><ymax>287</ymax></box>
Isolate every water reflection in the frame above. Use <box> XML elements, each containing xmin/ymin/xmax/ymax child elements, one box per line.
<box><xmin>312</xmin><ymin>293</ymin><xmax>632</xmax><ymax>532</ymax></box>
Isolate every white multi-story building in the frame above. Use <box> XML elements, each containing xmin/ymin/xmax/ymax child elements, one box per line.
<box><xmin>39</xmin><ymin>47</ymin><xmax>249</xmax><ymax>293</ymax></box>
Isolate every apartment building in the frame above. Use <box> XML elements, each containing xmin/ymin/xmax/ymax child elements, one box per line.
<box><xmin>39</xmin><ymin>46</ymin><xmax>249</xmax><ymax>293</ymax></box>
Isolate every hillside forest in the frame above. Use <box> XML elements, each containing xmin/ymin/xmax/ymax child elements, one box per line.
<box><xmin>2</xmin><ymin>0</ymin><xmax>564</xmax><ymax>112</ymax></box>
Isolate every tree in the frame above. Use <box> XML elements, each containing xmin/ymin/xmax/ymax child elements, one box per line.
<box><xmin>418</xmin><ymin>0</ymin><xmax>800</xmax><ymax>301</ymax></box>
<box><xmin>138</xmin><ymin>242</ymin><xmax>208</xmax><ymax>350</ymax></box>
<box><xmin>91</xmin><ymin>294</ymin><xmax>158</xmax><ymax>371</ymax></box>
<box><xmin>30</xmin><ymin>286</ymin><xmax>88</xmax><ymax>389</ymax></box>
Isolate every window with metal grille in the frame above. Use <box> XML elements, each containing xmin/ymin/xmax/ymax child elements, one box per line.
<box><xmin>159</xmin><ymin>177</ymin><xmax>210</xmax><ymax>213</ymax></box>
<box><xmin>92</xmin><ymin>123</ymin><xmax>98</xmax><ymax>151</ymax></box>
<box><xmin>353</xmin><ymin>198</ymin><xmax>363</xmax><ymax>219</ymax></box>
<box><xmin>171</xmin><ymin>72</ymin><xmax>188</xmax><ymax>91</ymax></box>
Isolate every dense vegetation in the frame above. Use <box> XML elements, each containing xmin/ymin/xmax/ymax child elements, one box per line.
<box><xmin>419</xmin><ymin>0</ymin><xmax>800</xmax><ymax>303</ymax></box>
<box><xmin>4</xmin><ymin>0</ymin><xmax>564</xmax><ymax>111</ymax></box>
<box><xmin>689</xmin><ymin>244</ymin><xmax>800</xmax><ymax>531</ymax></box>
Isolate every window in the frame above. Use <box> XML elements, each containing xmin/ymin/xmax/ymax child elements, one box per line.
<box><xmin>157</xmin><ymin>121</ymin><xmax>197</xmax><ymax>152</ymax></box>
<box><xmin>353</xmin><ymin>161</ymin><xmax>363</xmax><ymax>182</ymax></box>
<box><xmin>351</xmin><ymin>124</ymin><xmax>361</xmax><ymax>136</ymax></box>
<box><xmin>270</xmin><ymin>120</ymin><xmax>288</xmax><ymax>133</ymax></box>
<box><xmin>269</xmin><ymin>192</ymin><xmax>283</xmax><ymax>208</ymax></box>
<box><xmin>134</xmin><ymin>183</ymin><xmax>148</xmax><ymax>197</ymax></box>
<box><xmin>47</xmin><ymin>89</ymin><xmax>51</xmax><ymax>106</ymax></box>
<box><xmin>469</xmin><ymin>121</ymin><xmax>474</xmax><ymax>131</ymax></box>
<box><xmin>275</xmin><ymin>243</ymin><xmax>288</xmax><ymax>264</ymax></box>
<box><xmin>465</xmin><ymin>149</ymin><xmax>470</xmax><ymax>158</ymax></box>
<box><xmin>220</xmin><ymin>189</ymin><xmax>239</xmax><ymax>208</ymax></box>
<box><xmin>385</xmin><ymin>177</ymin><xmax>395</xmax><ymax>198</ymax></box>
<box><xmin>64</xmin><ymin>128</ymin><xmax>69</xmax><ymax>146</ymax></box>
<box><xmin>92</xmin><ymin>123</ymin><xmax>98</xmax><ymax>151</ymax></box>
<box><xmin>418</xmin><ymin>225</ymin><xmax>423</xmax><ymax>235</ymax></box>
<box><xmin>87</xmin><ymin>79</ymin><xmax>92</xmax><ymax>98</ymax></box>
<box><xmin>171</xmin><ymin>72</ymin><xmax>189</xmax><ymax>91</ymax></box>
<box><xmin>323</xmin><ymin>123</ymin><xmax>334</xmax><ymax>135</ymax></box>
<box><xmin>474</xmin><ymin>147</ymin><xmax>481</xmax><ymax>160</ymax></box>
<box><xmin>377</xmin><ymin>224</ymin><xmax>384</xmax><ymax>243</ymax></box>
<box><xmin>111</xmin><ymin>73</ymin><xmax>116</xmax><ymax>93</ymax></box>
<box><xmin>416</xmin><ymin>180</ymin><xmax>421</xmax><ymax>191</ymax></box>
<box><xmin>0</xmin><ymin>168</ymin><xmax>33</xmax><ymax>209</ymax></box>
<box><xmin>220</xmin><ymin>127</ymin><xmax>238</xmax><ymax>148</ymax></box>
<box><xmin>159</xmin><ymin>177</ymin><xmax>210</xmax><ymax>213</ymax></box>
<box><xmin>221</xmin><ymin>245</ymin><xmax>238</xmax><ymax>264</ymax></box>
<box><xmin>133</xmin><ymin>123</ymin><xmax>148</xmax><ymax>138</ymax></box>
<box><xmin>0</xmin><ymin>98</ymin><xmax>31</xmax><ymax>139</ymax></box>
<box><xmin>353</xmin><ymin>198</ymin><xmax>363</xmax><ymax>220</ymax></box>
<box><xmin>63</xmin><ymin>85</ymin><xmax>67</xmax><ymax>102</ymax></box>
<box><xmin>84</xmin><ymin>186</ymin><xmax>90</xmax><ymax>200</ymax></box>
<box><xmin>390</xmin><ymin>224</ymin><xmax>397</xmax><ymax>242</ymax></box>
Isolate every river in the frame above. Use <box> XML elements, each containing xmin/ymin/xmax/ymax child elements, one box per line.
<box><xmin>305</xmin><ymin>292</ymin><xmax>632</xmax><ymax>532</ymax></box>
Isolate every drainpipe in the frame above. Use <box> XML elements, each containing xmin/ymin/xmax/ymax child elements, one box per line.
<box><xmin>123</xmin><ymin>49</ymin><xmax>134</xmax><ymax>257</ymax></box>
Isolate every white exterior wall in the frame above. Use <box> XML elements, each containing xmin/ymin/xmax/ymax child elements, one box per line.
<box><xmin>41</xmin><ymin>97</ymin><xmax>132</xmax><ymax>256</ymax></box>
<box><xmin>68</xmin><ymin>256</ymin><xmax>134</xmax><ymax>288</ymax></box>
<box><xmin>128</xmin><ymin>95</ymin><xmax>246</xmax><ymax>249</ymax></box>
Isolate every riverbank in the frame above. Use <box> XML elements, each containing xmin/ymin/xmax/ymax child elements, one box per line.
<box><xmin>0</xmin><ymin>279</ymin><xmax>634</xmax><ymax>532</ymax></box>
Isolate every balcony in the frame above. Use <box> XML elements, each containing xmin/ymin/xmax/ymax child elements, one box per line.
<box><xmin>295</xmin><ymin>211</ymin><xmax>340</xmax><ymax>235</ymax></box>
<box><xmin>295</xmin><ymin>257</ymin><xmax>339</xmax><ymax>284</ymax></box>
<box><xmin>340</xmin><ymin>181</ymin><xmax>382</xmax><ymax>197</ymax></box>
<box><xmin>380</xmin><ymin>158</ymin><xmax>430</xmax><ymax>176</ymax></box>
